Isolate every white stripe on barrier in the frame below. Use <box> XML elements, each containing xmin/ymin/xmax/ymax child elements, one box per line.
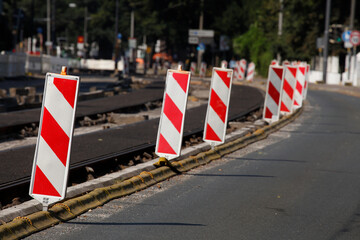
<box><xmin>160</xmin><ymin>114</ymin><xmax>181</xmax><ymax>153</ymax></box>
<box><xmin>166</xmin><ymin>74</ymin><xmax>187</xmax><ymax>112</ymax></box>
<box><xmin>44</xmin><ymin>81</ymin><xmax>74</xmax><ymax>137</ymax></box>
<box><xmin>213</xmin><ymin>73</ymin><xmax>231</xmax><ymax>104</ymax></box>
<box><xmin>36</xmin><ymin>138</ymin><xmax>66</xmax><ymax>195</ymax></box>
<box><xmin>207</xmin><ymin>107</ymin><xmax>225</xmax><ymax>139</ymax></box>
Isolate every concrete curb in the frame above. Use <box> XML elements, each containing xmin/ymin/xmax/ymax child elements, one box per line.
<box><xmin>0</xmin><ymin>107</ymin><xmax>302</xmax><ymax>240</ymax></box>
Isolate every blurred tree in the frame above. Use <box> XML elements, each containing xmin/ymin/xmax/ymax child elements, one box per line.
<box><xmin>0</xmin><ymin>0</ymin><xmax>358</xmax><ymax>64</ymax></box>
<box><xmin>233</xmin><ymin>24</ymin><xmax>273</xmax><ymax>76</ymax></box>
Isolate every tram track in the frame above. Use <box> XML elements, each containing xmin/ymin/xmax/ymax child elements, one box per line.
<box><xmin>0</xmin><ymin>84</ymin><xmax>264</xmax><ymax>210</ymax></box>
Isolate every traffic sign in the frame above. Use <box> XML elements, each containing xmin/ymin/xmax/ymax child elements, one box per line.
<box><xmin>189</xmin><ymin>29</ymin><xmax>214</xmax><ymax>38</ymax></box>
<box><xmin>129</xmin><ymin>38</ymin><xmax>137</xmax><ymax>48</ymax></box>
<box><xmin>342</xmin><ymin>30</ymin><xmax>351</xmax><ymax>42</ymax></box>
<box><xmin>350</xmin><ymin>30</ymin><xmax>360</xmax><ymax>46</ymax></box>
<box><xmin>197</xmin><ymin>43</ymin><xmax>205</xmax><ymax>52</ymax></box>
<box><xmin>344</xmin><ymin>41</ymin><xmax>353</xmax><ymax>48</ymax></box>
<box><xmin>188</xmin><ymin>36</ymin><xmax>199</xmax><ymax>44</ymax></box>
<box><xmin>316</xmin><ymin>37</ymin><xmax>324</xmax><ymax>49</ymax></box>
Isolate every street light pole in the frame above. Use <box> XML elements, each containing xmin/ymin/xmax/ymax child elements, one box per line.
<box><xmin>197</xmin><ymin>0</ymin><xmax>204</xmax><ymax>70</ymax></box>
<box><xmin>322</xmin><ymin>0</ymin><xmax>331</xmax><ymax>84</ymax></box>
<box><xmin>349</xmin><ymin>0</ymin><xmax>356</xmax><ymax>84</ymax></box>
<box><xmin>114</xmin><ymin>0</ymin><xmax>119</xmax><ymax>72</ymax></box>
<box><xmin>130</xmin><ymin>10</ymin><xmax>134</xmax><ymax>39</ymax></box>
<box><xmin>277</xmin><ymin>0</ymin><xmax>283</xmax><ymax>63</ymax></box>
<box><xmin>46</xmin><ymin>0</ymin><xmax>51</xmax><ymax>54</ymax></box>
<box><xmin>350</xmin><ymin>0</ymin><xmax>355</xmax><ymax>30</ymax></box>
<box><xmin>84</xmin><ymin>5</ymin><xmax>88</xmax><ymax>60</ymax></box>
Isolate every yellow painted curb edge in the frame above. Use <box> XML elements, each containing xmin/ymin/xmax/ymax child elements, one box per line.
<box><xmin>0</xmin><ymin>107</ymin><xmax>303</xmax><ymax>240</ymax></box>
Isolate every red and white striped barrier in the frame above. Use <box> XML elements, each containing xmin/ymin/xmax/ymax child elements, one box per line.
<box><xmin>263</xmin><ymin>66</ymin><xmax>284</xmax><ymax>123</ymax></box>
<box><xmin>203</xmin><ymin>67</ymin><xmax>233</xmax><ymax>145</ymax></box>
<box><xmin>190</xmin><ymin>62</ymin><xmax>196</xmax><ymax>75</ymax></box>
<box><xmin>246</xmin><ymin>62</ymin><xmax>255</xmax><ymax>82</ymax></box>
<box><xmin>239</xmin><ymin>59</ymin><xmax>247</xmax><ymax>80</ymax></box>
<box><xmin>221</xmin><ymin>60</ymin><xmax>228</xmax><ymax>68</ymax></box>
<box><xmin>199</xmin><ymin>62</ymin><xmax>207</xmax><ymax>78</ymax></box>
<box><xmin>155</xmin><ymin>68</ymin><xmax>191</xmax><ymax>160</ymax></box>
<box><xmin>280</xmin><ymin>65</ymin><xmax>297</xmax><ymax>115</ymax></box>
<box><xmin>303</xmin><ymin>64</ymin><xmax>310</xmax><ymax>100</ymax></box>
<box><xmin>271</xmin><ymin>59</ymin><xmax>278</xmax><ymax>65</ymax></box>
<box><xmin>29</xmin><ymin>68</ymin><xmax>80</xmax><ymax>210</ymax></box>
<box><xmin>283</xmin><ymin>60</ymin><xmax>290</xmax><ymax>66</ymax></box>
<box><xmin>293</xmin><ymin>65</ymin><xmax>306</xmax><ymax>109</ymax></box>
<box><xmin>233</xmin><ymin>61</ymin><xmax>239</xmax><ymax>80</ymax></box>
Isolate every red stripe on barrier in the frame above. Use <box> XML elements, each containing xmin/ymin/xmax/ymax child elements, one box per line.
<box><xmin>54</xmin><ymin>78</ymin><xmax>77</xmax><ymax>108</ymax></box>
<box><xmin>289</xmin><ymin>67</ymin><xmax>297</xmax><ymax>78</ymax></box>
<box><xmin>240</xmin><ymin>67</ymin><xmax>244</xmax><ymax>73</ymax></box>
<box><xmin>32</xmin><ymin>166</ymin><xmax>61</xmax><ymax>197</ymax></box>
<box><xmin>265</xmin><ymin>107</ymin><xmax>273</xmax><ymax>119</ymax></box>
<box><xmin>283</xmin><ymin>78</ymin><xmax>294</xmax><ymax>98</ymax></box>
<box><xmin>280</xmin><ymin>101</ymin><xmax>290</xmax><ymax>112</ymax></box>
<box><xmin>210</xmin><ymin>89</ymin><xmax>226</xmax><ymax>123</ymax></box>
<box><xmin>294</xmin><ymin>100</ymin><xmax>299</xmax><ymax>106</ymax></box>
<box><xmin>172</xmin><ymin>72</ymin><xmax>189</xmax><ymax>93</ymax></box>
<box><xmin>268</xmin><ymin>81</ymin><xmax>280</xmax><ymax>104</ymax></box>
<box><xmin>299</xmin><ymin>66</ymin><xmax>306</xmax><ymax>75</ymax></box>
<box><xmin>41</xmin><ymin>107</ymin><xmax>70</xmax><ymax>166</ymax></box>
<box><xmin>163</xmin><ymin>93</ymin><xmax>183</xmax><ymax>133</ymax></box>
<box><xmin>215</xmin><ymin>70</ymin><xmax>231</xmax><ymax>88</ymax></box>
<box><xmin>157</xmin><ymin>133</ymin><xmax>176</xmax><ymax>154</ymax></box>
<box><xmin>205</xmin><ymin>123</ymin><xmax>221</xmax><ymax>141</ymax></box>
<box><xmin>272</xmin><ymin>68</ymin><xmax>283</xmax><ymax>80</ymax></box>
<box><xmin>296</xmin><ymin>81</ymin><xmax>303</xmax><ymax>95</ymax></box>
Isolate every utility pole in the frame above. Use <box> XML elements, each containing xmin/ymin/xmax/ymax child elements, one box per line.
<box><xmin>349</xmin><ymin>0</ymin><xmax>356</xmax><ymax>84</ymax></box>
<box><xmin>30</xmin><ymin>0</ymin><xmax>34</xmax><ymax>53</ymax></box>
<box><xmin>130</xmin><ymin>10</ymin><xmax>134</xmax><ymax>39</ymax></box>
<box><xmin>46</xmin><ymin>0</ymin><xmax>51</xmax><ymax>54</ymax></box>
<box><xmin>129</xmin><ymin>9</ymin><xmax>135</xmax><ymax>73</ymax></box>
<box><xmin>277</xmin><ymin>0</ymin><xmax>283</xmax><ymax>63</ymax></box>
<box><xmin>51</xmin><ymin>0</ymin><xmax>56</xmax><ymax>54</ymax></box>
<box><xmin>197</xmin><ymin>0</ymin><xmax>204</xmax><ymax>70</ymax></box>
<box><xmin>350</xmin><ymin>0</ymin><xmax>355</xmax><ymax>30</ymax></box>
<box><xmin>114</xmin><ymin>0</ymin><xmax>119</xmax><ymax>72</ymax></box>
<box><xmin>84</xmin><ymin>5</ymin><xmax>88</xmax><ymax>60</ymax></box>
<box><xmin>322</xmin><ymin>0</ymin><xmax>331</xmax><ymax>84</ymax></box>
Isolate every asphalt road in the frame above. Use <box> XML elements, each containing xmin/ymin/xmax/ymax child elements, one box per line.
<box><xmin>28</xmin><ymin>89</ymin><xmax>360</xmax><ymax>240</ymax></box>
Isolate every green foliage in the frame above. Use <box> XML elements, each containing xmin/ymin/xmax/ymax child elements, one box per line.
<box><xmin>233</xmin><ymin>24</ymin><xmax>273</xmax><ymax>76</ymax></box>
<box><xmin>0</xmin><ymin>0</ymin><xmax>358</xmax><ymax>63</ymax></box>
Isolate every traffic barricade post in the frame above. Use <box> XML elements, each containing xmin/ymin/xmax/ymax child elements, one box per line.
<box><xmin>29</xmin><ymin>66</ymin><xmax>80</xmax><ymax>211</ymax></box>
<box><xmin>203</xmin><ymin>63</ymin><xmax>233</xmax><ymax>148</ymax></box>
<box><xmin>280</xmin><ymin>65</ymin><xmax>298</xmax><ymax>115</ymax></box>
<box><xmin>155</xmin><ymin>65</ymin><xmax>191</xmax><ymax>160</ymax></box>
<box><xmin>263</xmin><ymin>65</ymin><xmax>284</xmax><ymax>123</ymax></box>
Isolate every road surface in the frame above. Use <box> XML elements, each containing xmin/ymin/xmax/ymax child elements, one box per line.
<box><xmin>28</xmin><ymin>89</ymin><xmax>360</xmax><ymax>240</ymax></box>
